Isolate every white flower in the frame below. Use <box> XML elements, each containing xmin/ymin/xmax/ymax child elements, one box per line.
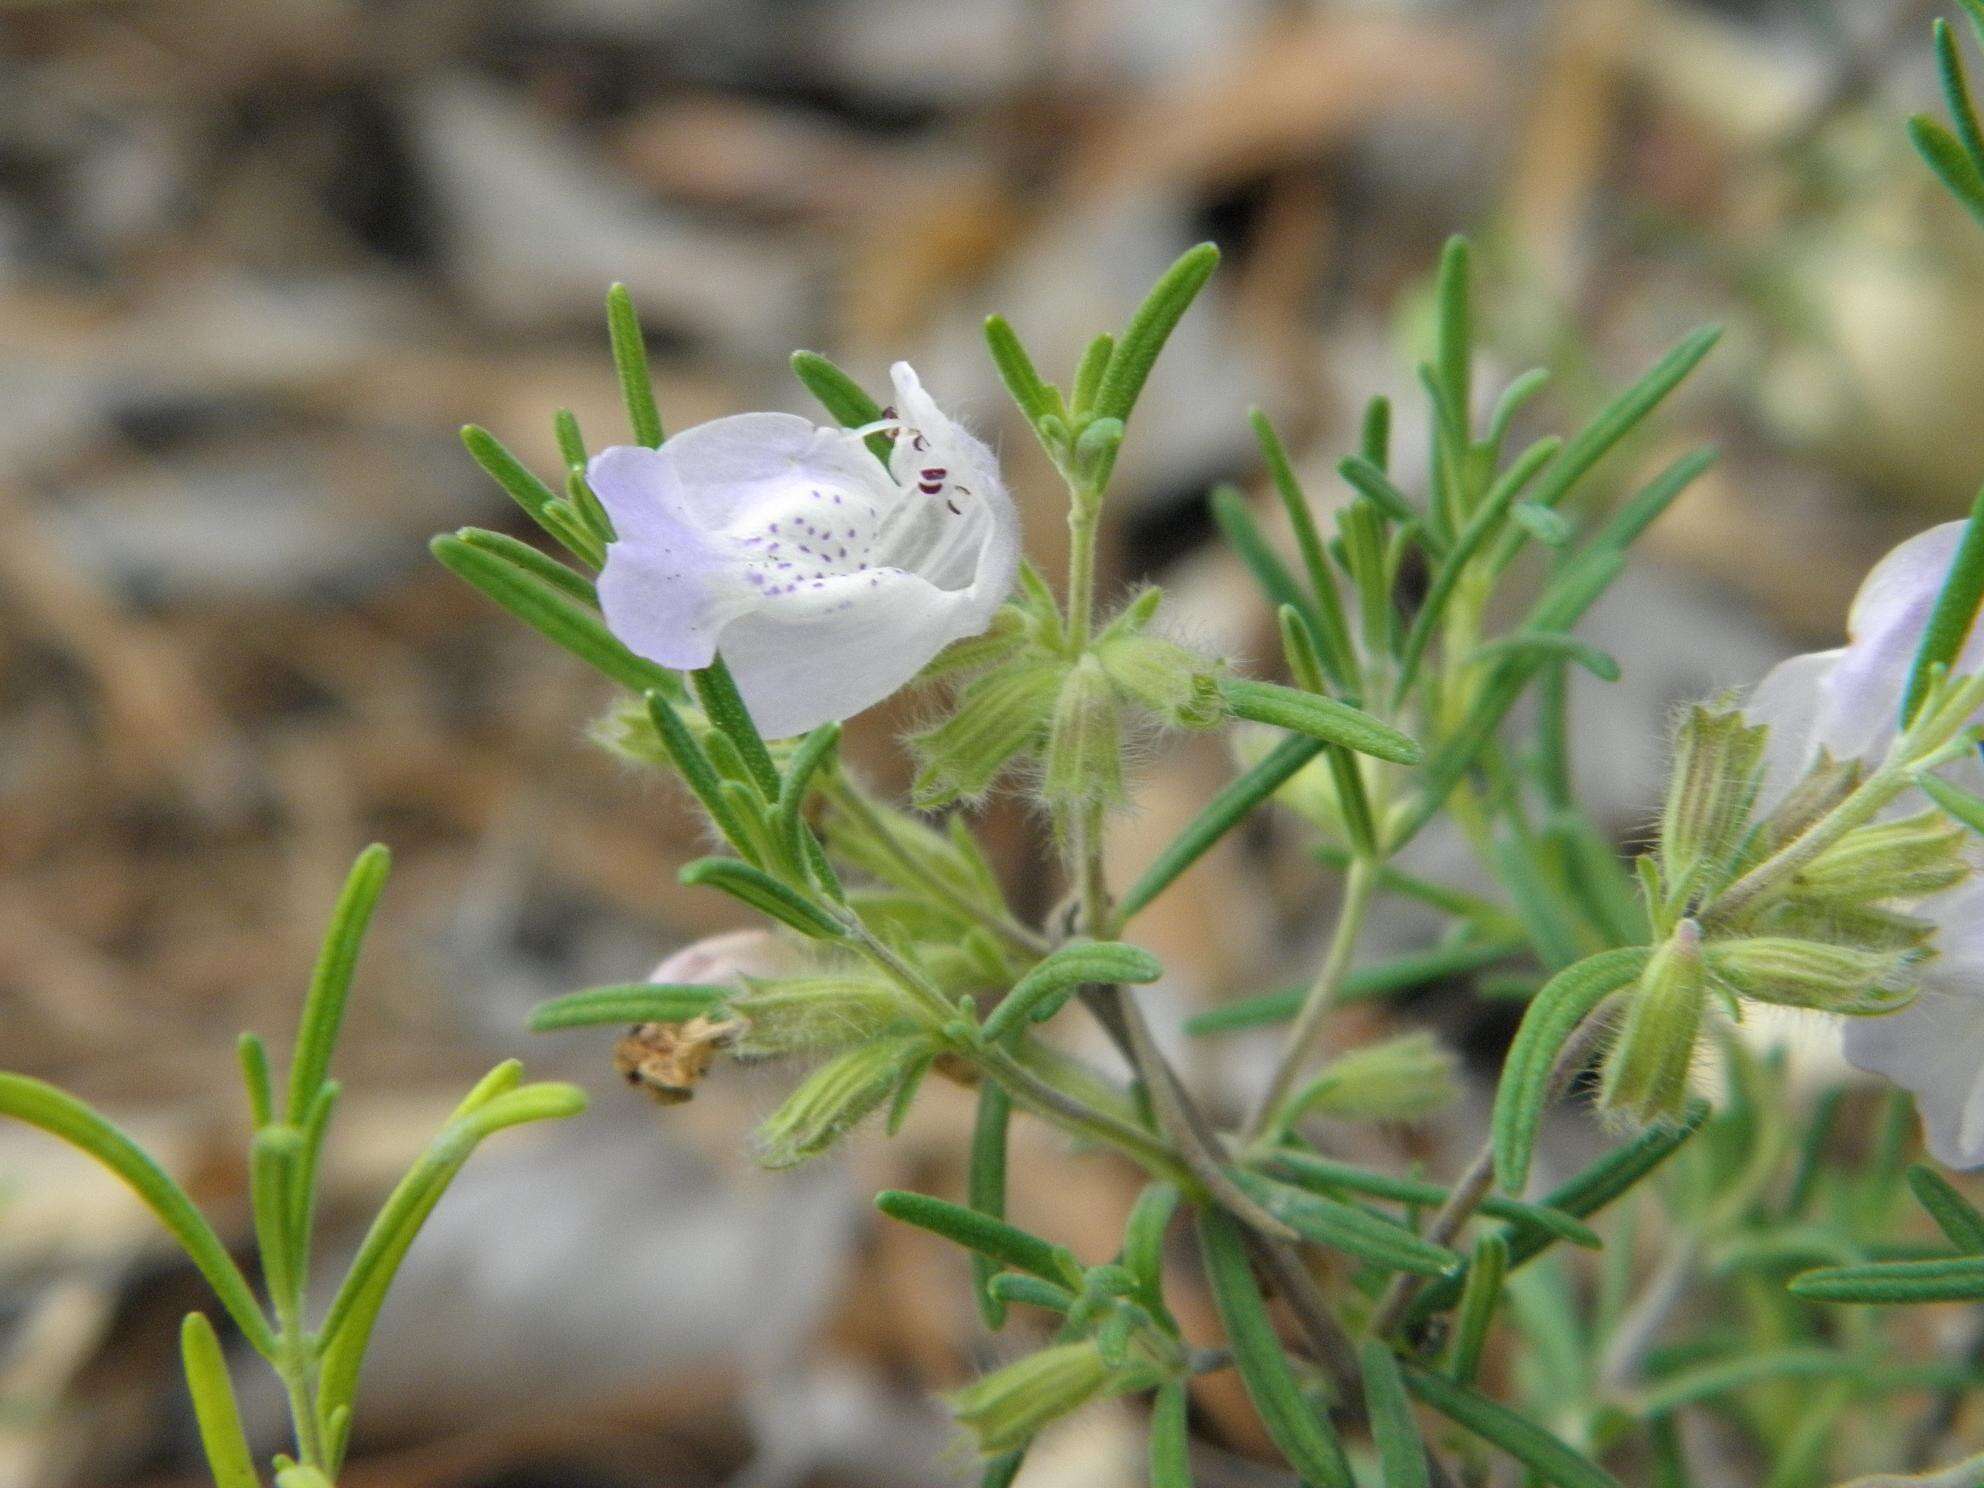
<box><xmin>1747</xmin><ymin>520</ymin><xmax>1984</xmax><ymax>1167</ymax></box>
<box><xmin>590</xmin><ymin>363</ymin><xmax>1019</xmax><ymax>739</ymax></box>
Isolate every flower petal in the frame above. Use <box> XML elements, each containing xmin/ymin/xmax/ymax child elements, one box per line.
<box><xmin>716</xmin><ymin>566</ymin><xmax>1004</xmax><ymax>738</ymax></box>
<box><xmin>591</xmin><ymin>447</ymin><xmax>742</xmax><ymax>670</ymax></box>
<box><xmin>1844</xmin><ymin>982</ymin><xmax>1984</xmax><ymax>1169</ymax></box>
<box><xmin>610</xmin><ymin>413</ymin><xmax>886</xmax><ymax>530</ymax></box>
<box><xmin>1748</xmin><ymin>647</ymin><xmax>1844</xmax><ymax>806</ymax></box>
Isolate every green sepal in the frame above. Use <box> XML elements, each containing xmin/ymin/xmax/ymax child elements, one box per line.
<box><xmin>1658</xmin><ymin>706</ymin><xmax>1768</xmax><ymax>895</ymax></box>
<box><xmin>1044</xmin><ymin>652</ymin><xmax>1126</xmax><ymax>810</ymax></box>
<box><xmin>1598</xmin><ymin>923</ymin><xmax>1708</xmax><ymax>1127</ymax></box>
<box><xmin>911</xmin><ymin>658</ymin><xmax>1068</xmax><ymax>806</ymax></box>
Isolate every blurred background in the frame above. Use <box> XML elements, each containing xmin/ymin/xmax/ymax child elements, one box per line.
<box><xmin>5</xmin><ymin>0</ymin><xmax>1984</xmax><ymax>1483</ymax></box>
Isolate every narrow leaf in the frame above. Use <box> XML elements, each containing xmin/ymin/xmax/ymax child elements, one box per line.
<box><xmin>984</xmin><ymin>316</ymin><xmax>1058</xmax><ymax>423</ymax></box>
<box><xmin>1186</xmin><ymin>937</ymin><xmax>1525</xmax><ymax>1034</ymax></box>
<box><xmin>876</xmin><ymin>1189</ymin><xmax>1083</xmax><ymax>1288</ymax></box>
<box><xmin>180</xmin><ymin>1314</ymin><xmax>261</xmax><ymax>1488</ymax></box>
<box><xmin>1116</xmin><ymin>735</ymin><xmax>1326</xmax><ymax>923</ymax></box>
<box><xmin>529</xmin><ymin>983</ymin><xmax>726</xmax><ymax>1031</ymax></box>
<box><xmin>692</xmin><ymin>658</ymin><xmax>783</xmax><ymax>791</ymax></box>
<box><xmin>679</xmin><ymin>858</ymin><xmax>845</xmax><ymax>939</ymax></box>
<box><xmin>1227</xmin><ymin>1171</ymin><xmax>1460</xmax><ymax>1277</ymax></box>
<box><xmin>1790</xmin><ymin>1255</ymin><xmax>1984</xmax><ymax>1304</ymax></box>
<box><xmin>1337</xmin><ymin>456</ymin><xmax>1422</xmax><ymax>530</ymax></box>
<box><xmin>1150</xmin><ymin>1380</ymin><xmax>1194</xmax><ymax>1488</ymax></box>
<box><xmin>1195</xmin><ymin>1208</ymin><xmax>1354</xmax><ymax>1488</ymax></box>
<box><xmin>1401</xmin><ymin>1363</ymin><xmax>1619</xmax><ymax>1488</ymax></box>
<box><xmin>791</xmin><ymin>350</ymin><xmax>894</xmax><ymax>462</ymax></box>
<box><xmin>1904</xmin><ymin>485</ymin><xmax>1984</xmax><ymax>725</ymax></box>
<box><xmin>1522</xmin><ymin>328</ymin><xmax>1720</xmax><ymax>517</ymax></box>
<box><xmin>1094</xmin><ymin>243</ymin><xmax>1221</xmax><ymax>424</ymax></box>
<box><xmin>0</xmin><ymin>1076</ymin><xmax>274</xmax><ymax>1358</ymax></box>
<box><xmin>1491</xmin><ymin>946</ymin><xmax>1652</xmax><ymax>1193</ymax></box>
<box><xmin>1446</xmin><ymin>1234</ymin><xmax>1508</xmax><ymax>1385</ymax></box>
<box><xmin>1907</xmin><ymin>1164</ymin><xmax>1984</xmax><ymax>1253</ymax></box>
<box><xmin>981</xmin><ymin>941</ymin><xmax>1165</xmax><ymax>1043</ymax></box>
<box><xmin>1914</xmin><ymin>114</ymin><xmax>1984</xmax><ymax>226</ymax></box>
<box><xmin>971</xmin><ymin>1082</ymin><xmax>1014</xmax><ymax>1329</ymax></box>
<box><xmin>317</xmin><ymin>1076</ymin><xmax>586</xmax><ymax>1422</ymax></box>
<box><xmin>432</xmin><ymin>533</ymin><xmax>674</xmax><ymax>693</ymax></box>
<box><xmin>1222</xmin><ymin>678</ymin><xmax>1422</xmax><ymax>764</ymax></box>
<box><xmin>605</xmin><ymin>282</ymin><xmax>663</xmax><ymax>447</ymax></box>
<box><xmin>1256</xmin><ymin>1150</ymin><xmax>1599</xmax><ymax>1248</ymax></box>
<box><xmin>286</xmin><ymin>845</ymin><xmax>390</xmax><ymax>1125</ymax></box>
<box><xmin>1360</xmin><ymin>1341</ymin><xmax>1429</xmax><ymax>1488</ymax></box>
<box><xmin>1210</xmin><ymin>485</ymin><xmax>1325</xmax><ymax>634</ymax></box>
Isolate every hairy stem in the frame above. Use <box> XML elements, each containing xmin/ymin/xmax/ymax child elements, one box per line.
<box><xmin>820</xmin><ymin>770</ymin><xmax>1049</xmax><ymax>955</ymax></box>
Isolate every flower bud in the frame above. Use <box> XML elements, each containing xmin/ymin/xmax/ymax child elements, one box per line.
<box><xmin>1281</xmin><ymin>1032</ymin><xmax>1458</xmax><ymax>1125</ymax></box>
<box><xmin>948</xmin><ymin>1341</ymin><xmax>1125</xmax><ymax>1455</ymax></box>
<box><xmin>1705</xmin><ymin>936</ymin><xmax>1918</xmax><ymax>1016</ymax></box>
<box><xmin>1789</xmin><ymin>810</ymin><xmax>1971</xmax><ymax>904</ymax></box>
<box><xmin>1659</xmin><ymin>706</ymin><xmax>1769</xmax><ymax>896</ymax></box>
<box><xmin>727</xmin><ymin>971</ymin><xmax>916</xmax><ymax>1056</ymax></box>
<box><xmin>1043</xmin><ymin>653</ymin><xmax>1125</xmax><ymax>810</ymax></box>
<box><xmin>1601</xmin><ymin>920</ymin><xmax>1708</xmax><ymax>1126</ymax></box>
<box><xmin>1759</xmin><ymin>900</ymin><xmax>1937</xmax><ymax>953</ymax></box>
<box><xmin>910</xmin><ymin>659</ymin><xmax>1068</xmax><ymax>807</ymax></box>
<box><xmin>1094</xmin><ymin>630</ymin><xmax>1225</xmax><ymax>730</ymax></box>
<box><xmin>753</xmin><ymin>1034</ymin><xmax>932</xmax><ymax>1168</ymax></box>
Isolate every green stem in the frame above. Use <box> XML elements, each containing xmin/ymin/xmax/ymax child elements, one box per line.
<box><xmin>279</xmin><ymin>1345</ymin><xmax>326</xmax><ymax>1473</ymax></box>
<box><xmin>848</xmin><ymin>920</ymin><xmax>1180</xmax><ymax>1177</ymax></box>
<box><xmin>1245</xmin><ymin>857</ymin><xmax>1379</xmax><ymax>1141</ymax></box>
<box><xmin>1703</xmin><ymin>764</ymin><xmax>1911</xmax><ymax>927</ymax></box>
<box><xmin>819</xmin><ymin>771</ymin><xmax>1049</xmax><ymax>955</ymax></box>
<box><xmin>1065</xmin><ymin>488</ymin><xmax>1102</xmax><ymax>654</ymax></box>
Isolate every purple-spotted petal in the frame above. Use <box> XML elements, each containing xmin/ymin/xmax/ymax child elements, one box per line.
<box><xmin>588</xmin><ymin>365</ymin><xmax>1020</xmax><ymax>737</ymax></box>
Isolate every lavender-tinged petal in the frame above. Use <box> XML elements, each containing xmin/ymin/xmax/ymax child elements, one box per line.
<box><xmin>1749</xmin><ymin>648</ymin><xmax>1844</xmax><ymax>808</ymax></box>
<box><xmin>1843</xmin><ymin>979</ymin><xmax>1984</xmax><ymax>1169</ymax></box>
